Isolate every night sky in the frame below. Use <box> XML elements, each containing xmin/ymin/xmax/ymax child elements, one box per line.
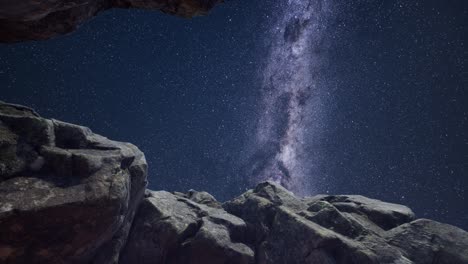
<box><xmin>1</xmin><ymin>1</ymin><xmax>467</xmax><ymax>230</ymax></box>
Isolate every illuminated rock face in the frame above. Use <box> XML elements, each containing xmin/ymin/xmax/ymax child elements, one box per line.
<box><xmin>123</xmin><ymin>181</ymin><xmax>468</xmax><ymax>264</ymax></box>
<box><xmin>120</xmin><ymin>190</ymin><xmax>254</xmax><ymax>264</ymax></box>
<box><xmin>0</xmin><ymin>0</ymin><xmax>221</xmax><ymax>42</ymax></box>
<box><xmin>0</xmin><ymin>101</ymin><xmax>467</xmax><ymax>264</ymax></box>
<box><xmin>223</xmin><ymin>182</ymin><xmax>468</xmax><ymax>264</ymax></box>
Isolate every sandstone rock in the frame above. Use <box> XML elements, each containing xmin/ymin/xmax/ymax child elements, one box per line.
<box><xmin>0</xmin><ymin>101</ymin><xmax>148</xmax><ymax>264</ymax></box>
<box><xmin>0</xmin><ymin>0</ymin><xmax>222</xmax><ymax>42</ymax></box>
<box><xmin>119</xmin><ymin>189</ymin><xmax>254</xmax><ymax>264</ymax></box>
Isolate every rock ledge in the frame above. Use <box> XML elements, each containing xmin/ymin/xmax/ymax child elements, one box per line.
<box><xmin>0</xmin><ymin>0</ymin><xmax>222</xmax><ymax>42</ymax></box>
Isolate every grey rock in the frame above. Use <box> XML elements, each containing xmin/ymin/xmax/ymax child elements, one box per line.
<box><xmin>0</xmin><ymin>0</ymin><xmax>222</xmax><ymax>42</ymax></box>
<box><xmin>0</xmin><ymin>101</ymin><xmax>148</xmax><ymax>264</ymax></box>
<box><xmin>223</xmin><ymin>181</ymin><xmax>468</xmax><ymax>264</ymax></box>
<box><xmin>311</xmin><ymin>195</ymin><xmax>416</xmax><ymax>231</ymax></box>
<box><xmin>119</xmin><ymin>190</ymin><xmax>254</xmax><ymax>264</ymax></box>
<box><xmin>1</xmin><ymin>102</ymin><xmax>467</xmax><ymax>264</ymax></box>
<box><xmin>186</xmin><ymin>189</ymin><xmax>222</xmax><ymax>209</ymax></box>
<box><xmin>385</xmin><ymin>219</ymin><xmax>468</xmax><ymax>264</ymax></box>
<box><xmin>174</xmin><ymin>189</ymin><xmax>222</xmax><ymax>209</ymax></box>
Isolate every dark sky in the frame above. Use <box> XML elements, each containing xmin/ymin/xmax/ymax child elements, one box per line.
<box><xmin>1</xmin><ymin>1</ymin><xmax>467</xmax><ymax>230</ymax></box>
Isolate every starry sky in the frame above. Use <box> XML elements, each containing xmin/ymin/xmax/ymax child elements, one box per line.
<box><xmin>1</xmin><ymin>1</ymin><xmax>467</xmax><ymax>230</ymax></box>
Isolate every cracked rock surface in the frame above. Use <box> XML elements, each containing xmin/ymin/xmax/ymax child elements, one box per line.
<box><xmin>120</xmin><ymin>181</ymin><xmax>468</xmax><ymax>264</ymax></box>
<box><xmin>120</xmin><ymin>190</ymin><xmax>254</xmax><ymax>264</ymax></box>
<box><xmin>223</xmin><ymin>182</ymin><xmax>468</xmax><ymax>264</ymax></box>
<box><xmin>0</xmin><ymin>101</ymin><xmax>148</xmax><ymax>263</ymax></box>
<box><xmin>0</xmin><ymin>0</ymin><xmax>222</xmax><ymax>42</ymax></box>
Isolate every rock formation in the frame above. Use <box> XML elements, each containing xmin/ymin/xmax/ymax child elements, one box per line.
<box><xmin>223</xmin><ymin>182</ymin><xmax>468</xmax><ymax>264</ymax></box>
<box><xmin>1</xmin><ymin>101</ymin><xmax>468</xmax><ymax>264</ymax></box>
<box><xmin>0</xmin><ymin>101</ymin><xmax>148</xmax><ymax>263</ymax></box>
<box><xmin>0</xmin><ymin>0</ymin><xmax>222</xmax><ymax>42</ymax></box>
<box><xmin>120</xmin><ymin>190</ymin><xmax>254</xmax><ymax>264</ymax></box>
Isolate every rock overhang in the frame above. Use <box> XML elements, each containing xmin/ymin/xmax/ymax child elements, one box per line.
<box><xmin>0</xmin><ymin>0</ymin><xmax>222</xmax><ymax>42</ymax></box>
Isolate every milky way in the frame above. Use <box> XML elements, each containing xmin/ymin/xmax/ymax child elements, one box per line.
<box><xmin>247</xmin><ymin>0</ymin><xmax>335</xmax><ymax>195</ymax></box>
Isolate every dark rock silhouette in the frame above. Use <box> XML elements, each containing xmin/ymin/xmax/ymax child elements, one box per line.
<box><xmin>0</xmin><ymin>0</ymin><xmax>221</xmax><ymax>42</ymax></box>
<box><xmin>0</xmin><ymin>101</ymin><xmax>467</xmax><ymax>264</ymax></box>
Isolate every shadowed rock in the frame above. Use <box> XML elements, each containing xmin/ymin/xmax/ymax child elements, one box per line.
<box><xmin>0</xmin><ymin>101</ymin><xmax>148</xmax><ymax>264</ymax></box>
<box><xmin>119</xmin><ymin>190</ymin><xmax>254</xmax><ymax>264</ymax></box>
<box><xmin>0</xmin><ymin>0</ymin><xmax>222</xmax><ymax>42</ymax></box>
<box><xmin>385</xmin><ymin>219</ymin><xmax>468</xmax><ymax>264</ymax></box>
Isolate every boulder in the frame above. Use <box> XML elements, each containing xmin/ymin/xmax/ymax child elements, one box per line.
<box><xmin>385</xmin><ymin>219</ymin><xmax>468</xmax><ymax>264</ymax></box>
<box><xmin>0</xmin><ymin>0</ymin><xmax>222</xmax><ymax>42</ymax></box>
<box><xmin>119</xmin><ymin>190</ymin><xmax>254</xmax><ymax>264</ymax></box>
<box><xmin>0</xmin><ymin>101</ymin><xmax>148</xmax><ymax>264</ymax></box>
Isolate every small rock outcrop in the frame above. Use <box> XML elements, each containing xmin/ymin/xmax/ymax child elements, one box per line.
<box><xmin>385</xmin><ymin>219</ymin><xmax>468</xmax><ymax>264</ymax></box>
<box><xmin>0</xmin><ymin>0</ymin><xmax>221</xmax><ymax>42</ymax></box>
<box><xmin>0</xmin><ymin>101</ymin><xmax>467</xmax><ymax>264</ymax></box>
<box><xmin>120</xmin><ymin>190</ymin><xmax>254</xmax><ymax>264</ymax></box>
<box><xmin>0</xmin><ymin>101</ymin><xmax>148</xmax><ymax>263</ymax></box>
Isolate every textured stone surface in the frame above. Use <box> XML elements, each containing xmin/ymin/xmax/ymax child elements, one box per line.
<box><xmin>1</xmin><ymin>101</ymin><xmax>467</xmax><ymax>264</ymax></box>
<box><xmin>223</xmin><ymin>181</ymin><xmax>468</xmax><ymax>264</ymax></box>
<box><xmin>385</xmin><ymin>219</ymin><xmax>468</xmax><ymax>264</ymax></box>
<box><xmin>0</xmin><ymin>101</ymin><xmax>148</xmax><ymax>263</ymax></box>
<box><xmin>306</xmin><ymin>194</ymin><xmax>416</xmax><ymax>232</ymax></box>
<box><xmin>0</xmin><ymin>0</ymin><xmax>222</xmax><ymax>42</ymax></box>
<box><xmin>120</xmin><ymin>189</ymin><xmax>254</xmax><ymax>264</ymax></box>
